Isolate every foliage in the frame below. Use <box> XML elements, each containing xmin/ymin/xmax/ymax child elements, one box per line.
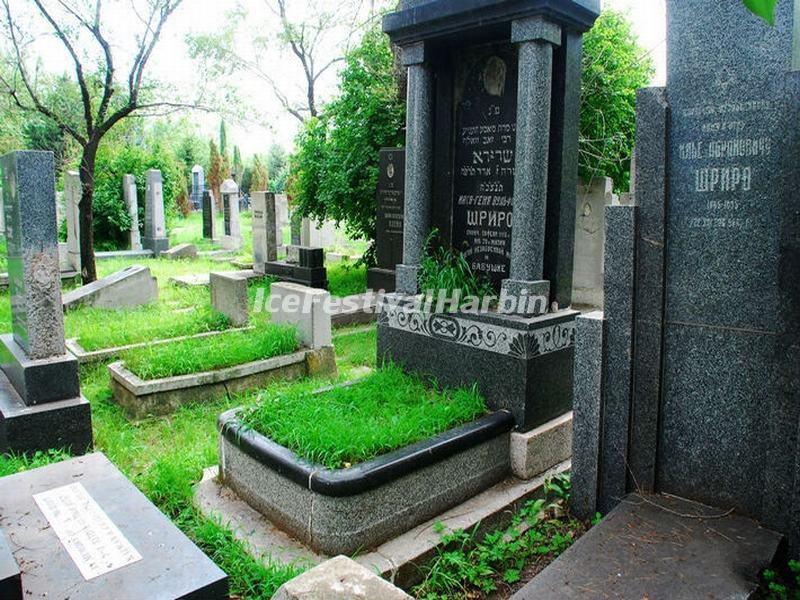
<box><xmin>761</xmin><ymin>561</ymin><xmax>800</xmax><ymax>599</ymax></box>
<box><xmin>91</xmin><ymin>142</ymin><xmax>183</xmax><ymax>250</ymax></box>
<box><xmin>233</xmin><ymin>145</ymin><xmax>244</xmax><ymax>183</ymax></box>
<box><xmin>418</xmin><ymin>230</ymin><xmax>496</xmax><ymax>309</ymax></box>
<box><xmin>288</xmin><ymin>26</ymin><xmax>405</xmax><ymax>250</ymax></box>
<box><xmin>267</xmin><ymin>143</ymin><xmax>289</xmax><ymax>193</ymax></box>
<box><xmin>249</xmin><ymin>154</ymin><xmax>269</xmax><ymax>193</ymax></box>
<box><xmin>414</xmin><ymin>475</ymin><xmax>583</xmax><ymax>599</ymax></box>
<box><xmin>208</xmin><ymin>140</ymin><xmax>223</xmax><ymax>208</ymax></box>
<box><xmin>743</xmin><ymin>0</ymin><xmax>777</xmax><ymax>24</ymax></box>
<box><xmin>327</xmin><ymin>262</ymin><xmax>367</xmax><ymax>298</ymax></box>
<box><xmin>122</xmin><ymin>324</ymin><xmax>298</xmax><ymax>380</ymax></box>
<box><xmin>580</xmin><ymin>10</ymin><xmax>654</xmax><ymax>191</ymax></box>
<box><xmin>239</xmin><ymin>364</ymin><xmax>486</xmax><ymax>469</ymax></box>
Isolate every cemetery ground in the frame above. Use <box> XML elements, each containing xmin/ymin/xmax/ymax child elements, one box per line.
<box><xmin>0</xmin><ymin>229</ymin><xmax>589</xmax><ymax>599</ymax></box>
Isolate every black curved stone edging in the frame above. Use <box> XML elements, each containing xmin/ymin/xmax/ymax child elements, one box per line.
<box><xmin>218</xmin><ymin>409</ymin><xmax>514</xmax><ymax>497</ymax></box>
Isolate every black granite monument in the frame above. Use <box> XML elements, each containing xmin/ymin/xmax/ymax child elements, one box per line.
<box><xmin>202</xmin><ymin>190</ymin><xmax>214</xmax><ymax>239</ymax></box>
<box><xmin>368</xmin><ymin>148</ymin><xmax>405</xmax><ymax>292</ymax></box>
<box><xmin>264</xmin><ymin>246</ymin><xmax>328</xmax><ymax>289</ymax></box>
<box><xmin>0</xmin><ymin>151</ymin><xmax>93</xmax><ymax>456</ymax></box>
<box><xmin>377</xmin><ymin>0</ymin><xmax>600</xmax><ymax>432</ymax></box>
<box><xmin>571</xmin><ymin>0</ymin><xmax>800</xmax><ymax>556</ymax></box>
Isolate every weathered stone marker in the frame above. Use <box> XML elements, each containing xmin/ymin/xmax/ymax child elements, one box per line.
<box><xmin>162</xmin><ymin>243</ymin><xmax>198</xmax><ymax>260</ymax></box>
<box><xmin>378</xmin><ymin>0</ymin><xmax>598</xmax><ymax>432</ymax></box>
<box><xmin>0</xmin><ymin>151</ymin><xmax>92</xmax><ymax>455</ymax></box>
<box><xmin>220</xmin><ymin>178</ymin><xmax>241</xmax><ymax>250</ymax></box>
<box><xmin>143</xmin><ymin>169</ymin><xmax>169</xmax><ymax>255</ymax></box>
<box><xmin>62</xmin><ymin>171</ymin><xmax>81</xmax><ymax>274</ymax></box>
<box><xmin>571</xmin><ymin>0</ymin><xmax>800</xmax><ymax>558</ymax></box>
<box><xmin>210</xmin><ymin>272</ymin><xmax>248</xmax><ymax>327</ymax></box>
<box><xmin>271</xmin><ymin>282</ymin><xmax>332</xmax><ymax>349</ymax></box>
<box><xmin>251</xmin><ymin>191</ymin><xmax>278</xmax><ymax>274</ymax></box>
<box><xmin>122</xmin><ymin>174</ymin><xmax>143</xmax><ymax>251</ymax></box>
<box><xmin>202</xmin><ymin>190</ymin><xmax>216</xmax><ymax>240</ymax></box>
<box><xmin>368</xmin><ymin>148</ymin><xmax>405</xmax><ymax>292</ymax></box>
<box><xmin>191</xmin><ymin>164</ymin><xmax>205</xmax><ymax>210</ymax></box>
<box><xmin>571</xmin><ymin>177</ymin><xmax>615</xmax><ymax>308</ymax></box>
<box><xmin>62</xmin><ymin>265</ymin><xmax>158</xmax><ymax>311</ymax></box>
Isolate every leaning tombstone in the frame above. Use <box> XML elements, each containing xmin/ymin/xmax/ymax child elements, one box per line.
<box><xmin>251</xmin><ymin>191</ymin><xmax>278</xmax><ymax>274</ymax></box>
<box><xmin>62</xmin><ymin>265</ymin><xmax>158</xmax><ymax>310</ymax></box>
<box><xmin>220</xmin><ymin>178</ymin><xmax>241</xmax><ymax>250</ymax></box>
<box><xmin>368</xmin><ymin>147</ymin><xmax>405</xmax><ymax>292</ymax></box>
<box><xmin>142</xmin><ymin>169</ymin><xmax>169</xmax><ymax>256</ymax></box>
<box><xmin>123</xmin><ymin>174</ymin><xmax>143</xmax><ymax>251</ymax></box>
<box><xmin>0</xmin><ymin>151</ymin><xmax>93</xmax><ymax>456</ymax></box>
<box><xmin>378</xmin><ymin>0</ymin><xmax>598</xmax><ymax>435</ymax></box>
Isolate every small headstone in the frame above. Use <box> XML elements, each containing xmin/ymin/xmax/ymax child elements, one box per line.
<box><xmin>143</xmin><ymin>170</ymin><xmax>168</xmax><ymax>255</ymax></box>
<box><xmin>210</xmin><ymin>272</ymin><xmax>248</xmax><ymax>327</ymax></box>
<box><xmin>62</xmin><ymin>265</ymin><xmax>158</xmax><ymax>311</ymax></box>
<box><xmin>62</xmin><ymin>171</ymin><xmax>81</xmax><ymax>274</ymax></box>
<box><xmin>161</xmin><ymin>243</ymin><xmax>198</xmax><ymax>261</ymax></box>
<box><xmin>270</xmin><ymin>282</ymin><xmax>332</xmax><ymax>349</ymax></box>
<box><xmin>273</xmin><ymin>556</ymin><xmax>411</xmax><ymax>600</ymax></box>
<box><xmin>0</xmin><ymin>151</ymin><xmax>91</xmax><ymax>456</ymax></box>
<box><xmin>571</xmin><ymin>177</ymin><xmax>616</xmax><ymax>308</ymax></box>
<box><xmin>191</xmin><ymin>165</ymin><xmax>205</xmax><ymax>210</ymax></box>
<box><xmin>122</xmin><ymin>174</ymin><xmax>142</xmax><ymax>251</ymax></box>
<box><xmin>220</xmin><ymin>179</ymin><xmax>241</xmax><ymax>250</ymax></box>
<box><xmin>0</xmin><ymin>453</ymin><xmax>228</xmax><ymax>598</ymax></box>
<box><xmin>251</xmin><ymin>191</ymin><xmax>278</xmax><ymax>274</ymax></box>
<box><xmin>202</xmin><ymin>190</ymin><xmax>216</xmax><ymax>239</ymax></box>
<box><xmin>368</xmin><ymin>148</ymin><xmax>405</xmax><ymax>292</ymax></box>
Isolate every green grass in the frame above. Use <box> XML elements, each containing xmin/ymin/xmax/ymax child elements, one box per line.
<box><xmin>239</xmin><ymin>365</ymin><xmax>487</xmax><ymax>469</ymax></box>
<box><xmin>122</xmin><ymin>324</ymin><xmax>299</xmax><ymax>380</ymax></box>
<box><xmin>327</xmin><ymin>262</ymin><xmax>367</xmax><ymax>298</ymax></box>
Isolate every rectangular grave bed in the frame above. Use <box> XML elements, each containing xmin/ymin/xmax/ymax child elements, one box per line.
<box><xmin>217</xmin><ymin>376</ymin><xmax>514</xmax><ymax>555</ymax></box>
<box><xmin>109</xmin><ymin>345</ymin><xmax>336</xmax><ymax>419</ymax></box>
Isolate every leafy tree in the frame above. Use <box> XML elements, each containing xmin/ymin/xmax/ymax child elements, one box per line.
<box><xmin>0</xmin><ymin>0</ymin><xmax>193</xmax><ymax>283</ymax></box>
<box><xmin>743</xmin><ymin>0</ymin><xmax>777</xmax><ymax>24</ymax></box>
<box><xmin>267</xmin><ymin>143</ymin><xmax>289</xmax><ymax>193</ymax></box>
<box><xmin>288</xmin><ymin>26</ymin><xmax>405</xmax><ymax>254</ymax></box>
<box><xmin>250</xmin><ymin>154</ymin><xmax>269</xmax><ymax>193</ymax></box>
<box><xmin>232</xmin><ymin>145</ymin><xmax>244</xmax><ymax>183</ymax></box>
<box><xmin>219</xmin><ymin>119</ymin><xmax>228</xmax><ymax>154</ymax></box>
<box><xmin>208</xmin><ymin>140</ymin><xmax>223</xmax><ymax>209</ymax></box>
<box><xmin>580</xmin><ymin>10</ymin><xmax>654</xmax><ymax>191</ymax></box>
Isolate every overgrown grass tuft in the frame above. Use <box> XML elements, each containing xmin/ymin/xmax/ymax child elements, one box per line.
<box><xmin>122</xmin><ymin>325</ymin><xmax>299</xmax><ymax>380</ymax></box>
<box><xmin>239</xmin><ymin>364</ymin><xmax>487</xmax><ymax>469</ymax></box>
<box><xmin>327</xmin><ymin>262</ymin><xmax>367</xmax><ymax>298</ymax></box>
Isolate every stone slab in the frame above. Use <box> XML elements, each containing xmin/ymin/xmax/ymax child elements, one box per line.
<box><xmin>273</xmin><ymin>556</ymin><xmax>411</xmax><ymax>600</ymax></box>
<box><xmin>62</xmin><ymin>265</ymin><xmax>158</xmax><ymax>311</ymax></box>
<box><xmin>512</xmin><ymin>493</ymin><xmax>783</xmax><ymax>599</ymax></box>
<box><xmin>196</xmin><ymin>461</ymin><xmax>570</xmax><ymax>590</ymax></box>
<box><xmin>0</xmin><ymin>367</ymin><xmax>92</xmax><ymax>456</ymax></box>
<box><xmin>0</xmin><ymin>530</ymin><xmax>21</xmax><ymax>600</ymax></box>
<box><xmin>210</xmin><ymin>271</ymin><xmax>248</xmax><ymax>327</ymax></box>
<box><xmin>0</xmin><ymin>334</ymin><xmax>79</xmax><ymax>405</ymax></box>
<box><xmin>94</xmin><ymin>249</ymin><xmax>154</xmax><ymax>260</ymax></box>
<box><xmin>161</xmin><ymin>243</ymin><xmax>198</xmax><ymax>260</ymax></box>
<box><xmin>0</xmin><ymin>270</ymin><xmax>81</xmax><ymax>290</ymax></box>
<box><xmin>0</xmin><ymin>453</ymin><xmax>227</xmax><ymax>598</ymax></box>
<box><xmin>367</xmin><ymin>267</ymin><xmax>396</xmax><ymax>293</ymax></box>
<box><xmin>330</xmin><ymin>293</ymin><xmax>378</xmax><ymax>328</ymax></box>
<box><xmin>270</xmin><ymin>282</ymin><xmax>332</xmax><ymax>349</ymax></box>
<box><xmin>169</xmin><ymin>273</ymin><xmax>210</xmax><ymax>288</ymax></box>
<box><xmin>510</xmin><ymin>411</ymin><xmax>572</xmax><ymax>480</ymax></box>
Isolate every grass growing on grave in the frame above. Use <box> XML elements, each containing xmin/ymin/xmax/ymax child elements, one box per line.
<box><xmin>0</xmin><ymin>324</ymin><xmax>377</xmax><ymax>599</ymax></box>
<box><xmin>121</xmin><ymin>324</ymin><xmax>299</xmax><ymax>380</ymax></box>
<box><xmin>327</xmin><ymin>261</ymin><xmax>367</xmax><ymax>298</ymax></box>
<box><xmin>238</xmin><ymin>364</ymin><xmax>486</xmax><ymax>469</ymax></box>
<box><xmin>414</xmin><ymin>475</ymin><xmax>587</xmax><ymax>600</ymax></box>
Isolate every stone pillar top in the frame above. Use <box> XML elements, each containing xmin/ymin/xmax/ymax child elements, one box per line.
<box><xmin>401</xmin><ymin>41</ymin><xmax>427</xmax><ymax>66</ymax></box>
<box><xmin>511</xmin><ymin>16</ymin><xmax>562</xmax><ymax>45</ymax></box>
<box><xmin>220</xmin><ymin>179</ymin><xmax>238</xmax><ymax>194</ymax></box>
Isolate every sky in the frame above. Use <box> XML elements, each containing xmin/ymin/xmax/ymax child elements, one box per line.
<box><xmin>27</xmin><ymin>0</ymin><xmax>667</xmax><ymax>157</ymax></box>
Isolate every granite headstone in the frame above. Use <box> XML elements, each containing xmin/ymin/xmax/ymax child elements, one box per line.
<box><xmin>143</xmin><ymin>169</ymin><xmax>168</xmax><ymax>255</ymax></box>
<box><xmin>252</xmin><ymin>191</ymin><xmax>278</xmax><ymax>274</ymax></box>
<box><xmin>122</xmin><ymin>174</ymin><xmax>142</xmax><ymax>251</ymax></box>
<box><xmin>369</xmin><ymin>148</ymin><xmax>405</xmax><ymax>292</ymax></box>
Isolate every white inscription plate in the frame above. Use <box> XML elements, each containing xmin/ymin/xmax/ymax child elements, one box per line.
<box><xmin>33</xmin><ymin>482</ymin><xmax>142</xmax><ymax>580</ymax></box>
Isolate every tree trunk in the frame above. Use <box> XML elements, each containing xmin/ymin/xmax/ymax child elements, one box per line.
<box><xmin>78</xmin><ymin>142</ymin><xmax>98</xmax><ymax>284</ymax></box>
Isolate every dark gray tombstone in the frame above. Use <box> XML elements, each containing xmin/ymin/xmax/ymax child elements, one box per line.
<box><xmin>571</xmin><ymin>0</ymin><xmax>800</xmax><ymax>556</ymax></box>
<box><xmin>202</xmin><ymin>190</ymin><xmax>216</xmax><ymax>240</ymax></box>
<box><xmin>191</xmin><ymin>165</ymin><xmax>205</xmax><ymax>210</ymax></box>
<box><xmin>377</xmin><ymin>0</ymin><xmax>599</xmax><ymax>432</ymax></box>
<box><xmin>368</xmin><ymin>148</ymin><xmax>405</xmax><ymax>292</ymax></box>
<box><xmin>0</xmin><ymin>453</ymin><xmax>228</xmax><ymax>598</ymax></box>
<box><xmin>0</xmin><ymin>151</ymin><xmax>92</xmax><ymax>456</ymax></box>
<box><xmin>252</xmin><ymin>191</ymin><xmax>278</xmax><ymax>274</ymax></box>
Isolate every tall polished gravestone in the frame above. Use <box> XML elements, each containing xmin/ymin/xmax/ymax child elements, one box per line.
<box><xmin>191</xmin><ymin>164</ymin><xmax>205</xmax><ymax>210</ymax></box>
<box><xmin>368</xmin><ymin>148</ymin><xmax>405</xmax><ymax>292</ymax></box>
<box><xmin>377</xmin><ymin>0</ymin><xmax>599</xmax><ymax>432</ymax></box>
<box><xmin>202</xmin><ymin>190</ymin><xmax>217</xmax><ymax>240</ymax></box>
<box><xmin>220</xmin><ymin>178</ymin><xmax>241</xmax><ymax>251</ymax></box>
<box><xmin>251</xmin><ymin>191</ymin><xmax>278</xmax><ymax>274</ymax></box>
<box><xmin>143</xmin><ymin>169</ymin><xmax>169</xmax><ymax>255</ymax></box>
<box><xmin>0</xmin><ymin>151</ymin><xmax>92</xmax><ymax>456</ymax></box>
<box><xmin>571</xmin><ymin>0</ymin><xmax>800</xmax><ymax>554</ymax></box>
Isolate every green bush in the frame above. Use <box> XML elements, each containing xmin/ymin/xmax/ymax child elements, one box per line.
<box><xmin>92</xmin><ymin>143</ymin><xmax>184</xmax><ymax>250</ymax></box>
